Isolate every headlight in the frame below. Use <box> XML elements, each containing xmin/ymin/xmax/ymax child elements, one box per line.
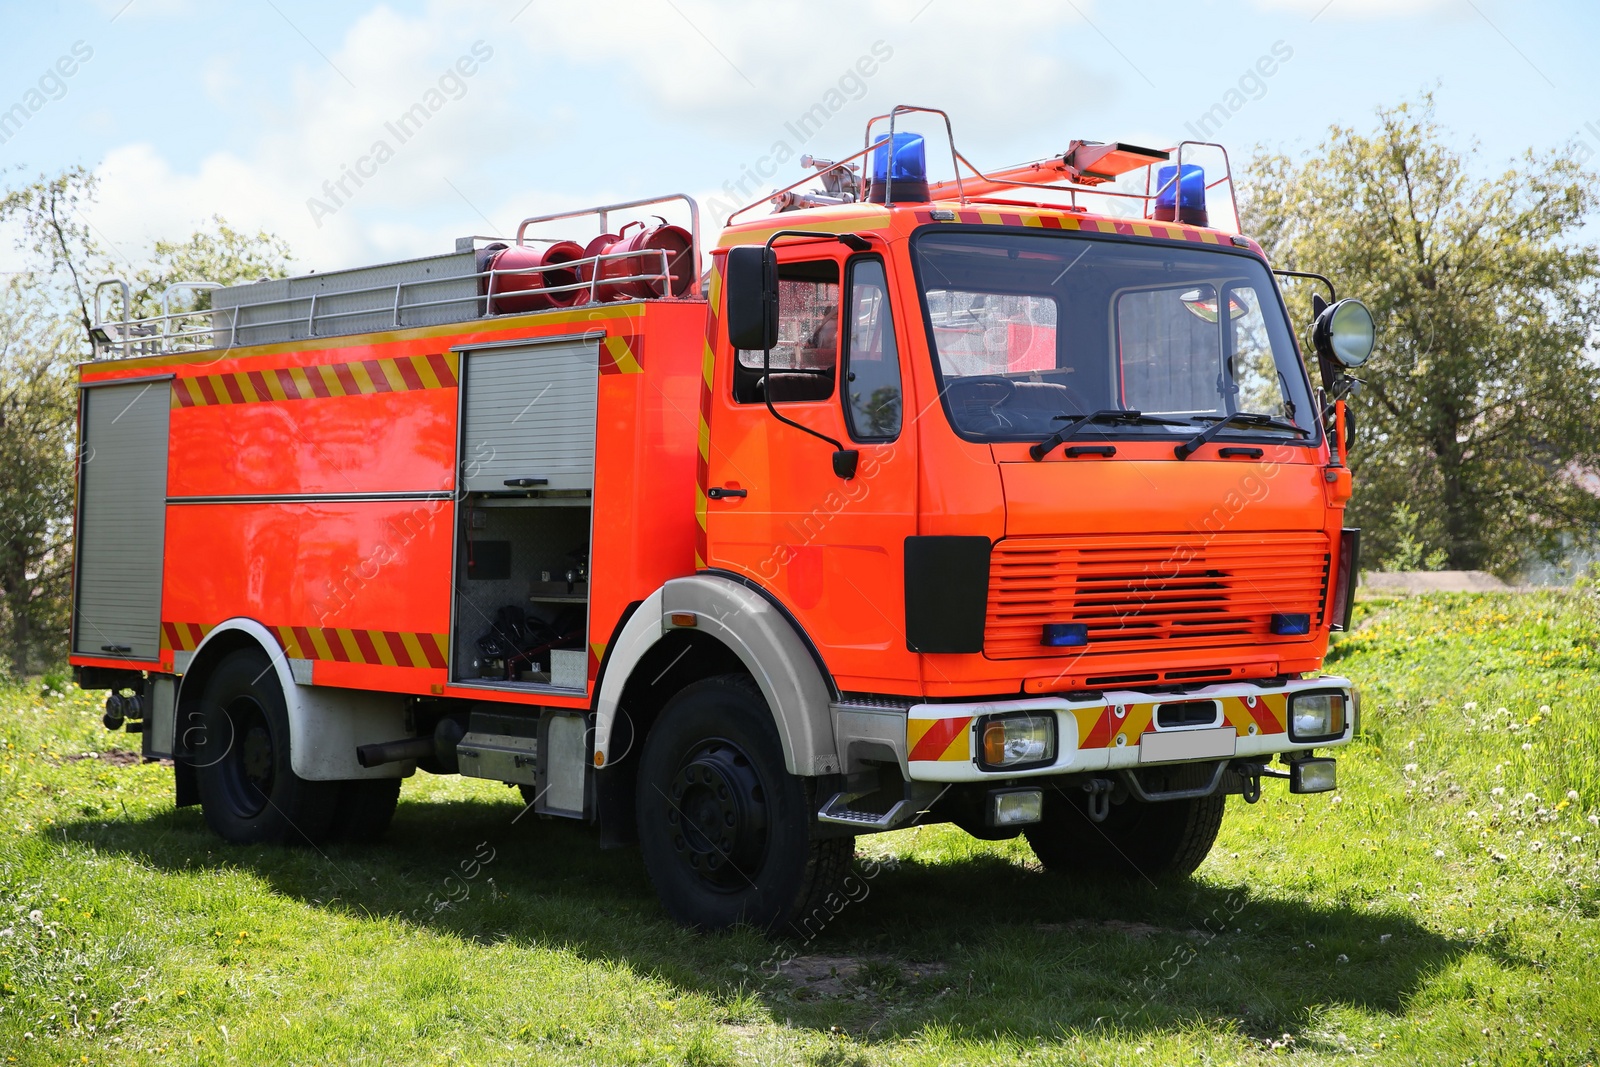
<box><xmin>977</xmin><ymin>712</ymin><xmax>1056</xmax><ymax>770</ymax></box>
<box><xmin>1289</xmin><ymin>690</ymin><xmax>1347</xmax><ymax>742</ymax></box>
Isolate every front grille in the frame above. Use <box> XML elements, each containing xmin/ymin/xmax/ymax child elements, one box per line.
<box><xmin>985</xmin><ymin>531</ymin><xmax>1331</xmax><ymax>660</ymax></box>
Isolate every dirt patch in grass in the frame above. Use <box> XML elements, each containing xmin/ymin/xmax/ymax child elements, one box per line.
<box><xmin>63</xmin><ymin>748</ymin><xmax>148</xmax><ymax>766</ymax></box>
<box><xmin>776</xmin><ymin>955</ymin><xmax>948</xmax><ymax>999</ymax></box>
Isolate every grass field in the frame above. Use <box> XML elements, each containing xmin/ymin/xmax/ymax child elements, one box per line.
<box><xmin>3</xmin><ymin>591</ymin><xmax>1599</xmax><ymax>1065</ymax></box>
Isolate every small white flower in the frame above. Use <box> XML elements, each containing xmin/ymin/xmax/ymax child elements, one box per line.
<box><xmin>1379</xmin><ymin>934</ymin><xmax>1392</xmax><ymax>944</ymax></box>
<box><xmin>1492</xmin><ymin>787</ymin><xmax>1505</xmax><ymax>796</ymax></box>
<box><xmin>1522</xmin><ymin>743</ymin><xmax>1534</xmax><ymax>752</ymax></box>
<box><xmin>1331</xmin><ymin>795</ymin><xmax>1343</xmax><ymax>805</ymax></box>
<box><xmin>1588</xmin><ymin>814</ymin><xmax>1599</xmax><ymax>826</ymax></box>
<box><xmin>1540</xmin><ymin>705</ymin><xmax>1552</xmax><ymax>715</ymax></box>
<box><xmin>1464</xmin><ymin>701</ymin><xmax>1478</xmax><ymax>711</ymax></box>
<box><xmin>1404</xmin><ymin>763</ymin><xmax>1419</xmax><ymax>773</ymax></box>
<box><xmin>1495</xmin><ymin>707</ymin><xmax>1508</xmax><ymax>715</ymax></box>
<box><xmin>1568</xmin><ymin>790</ymin><xmax>1581</xmax><ymax>802</ymax></box>
<box><xmin>1531</xmin><ymin>841</ymin><xmax>1544</xmax><ymax>852</ymax></box>
<box><xmin>1573</xmin><ymin>836</ymin><xmax>1583</xmax><ymax>845</ymax></box>
<box><xmin>1433</xmin><ymin>849</ymin><xmax>1445</xmax><ymax>859</ymax></box>
<box><xmin>27</xmin><ymin>910</ymin><xmax>42</xmax><ymax>924</ymax></box>
<box><xmin>1467</xmin><ymin>811</ymin><xmax>1480</xmax><ymax>819</ymax></box>
<box><xmin>1336</xmin><ymin>954</ymin><xmax>1349</xmax><ymax>963</ymax></box>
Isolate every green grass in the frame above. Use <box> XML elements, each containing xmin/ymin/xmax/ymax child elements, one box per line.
<box><xmin>3</xmin><ymin>592</ymin><xmax>1599</xmax><ymax>1065</ymax></box>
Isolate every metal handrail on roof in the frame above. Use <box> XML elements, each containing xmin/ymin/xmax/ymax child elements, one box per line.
<box><xmin>89</xmin><ymin>246</ymin><xmax>684</xmax><ymax>361</ymax></box>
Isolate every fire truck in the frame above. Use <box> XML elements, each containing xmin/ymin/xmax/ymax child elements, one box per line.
<box><xmin>72</xmin><ymin>107</ymin><xmax>1375</xmax><ymax>932</ymax></box>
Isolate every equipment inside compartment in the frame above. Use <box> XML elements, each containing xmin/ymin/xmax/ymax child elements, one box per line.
<box><xmin>453</xmin><ymin>496</ymin><xmax>590</xmax><ymax>687</ymax></box>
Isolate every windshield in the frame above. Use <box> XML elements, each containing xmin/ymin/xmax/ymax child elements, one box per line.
<box><xmin>912</xmin><ymin>230</ymin><xmax>1316</xmax><ymax>444</ymax></box>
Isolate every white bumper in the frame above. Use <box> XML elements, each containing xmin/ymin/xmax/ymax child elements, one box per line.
<box><xmin>905</xmin><ymin>676</ymin><xmax>1355</xmax><ymax>783</ymax></box>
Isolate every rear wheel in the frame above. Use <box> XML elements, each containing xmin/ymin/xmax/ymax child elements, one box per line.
<box><xmin>192</xmin><ymin>648</ymin><xmax>339</xmax><ymax>845</ymax></box>
<box><xmin>636</xmin><ymin>675</ymin><xmax>852</xmax><ymax>932</ymax></box>
<box><xmin>330</xmin><ymin>777</ymin><xmax>402</xmax><ymax>842</ymax></box>
<box><xmin>1025</xmin><ymin>786</ymin><xmax>1225</xmax><ymax>880</ymax></box>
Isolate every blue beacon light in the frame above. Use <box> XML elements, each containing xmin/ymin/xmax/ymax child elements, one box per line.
<box><xmin>1154</xmin><ymin>163</ymin><xmax>1208</xmax><ymax>227</ymax></box>
<box><xmin>869</xmin><ymin>132</ymin><xmax>929</xmax><ymax>204</ymax></box>
<box><xmin>1041</xmin><ymin>623</ymin><xmax>1090</xmax><ymax>647</ymax></box>
<box><xmin>1269</xmin><ymin>613</ymin><xmax>1312</xmax><ymax>636</ymax></box>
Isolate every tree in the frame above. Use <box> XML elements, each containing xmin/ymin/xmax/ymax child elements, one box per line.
<box><xmin>1243</xmin><ymin>96</ymin><xmax>1600</xmax><ymax>573</ymax></box>
<box><xmin>0</xmin><ymin>170</ymin><xmax>293</xmax><ymax>671</ymax></box>
<box><xmin>0</xmin><ymin>279</ymin><xmax>78</xmax><ymax>673</ymax></box>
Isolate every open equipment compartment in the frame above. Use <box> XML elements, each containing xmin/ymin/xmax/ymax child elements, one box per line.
<box><xmin>450</xmin><ymin>334</ymin><xmax>600</xmax><ymax>693</ymax></box>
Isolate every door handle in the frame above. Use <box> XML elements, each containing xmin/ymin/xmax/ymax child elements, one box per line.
<box><xmin>707</xmin><ymin>486</ymin><xmax>748</xmax><ymax>499</ymax></box>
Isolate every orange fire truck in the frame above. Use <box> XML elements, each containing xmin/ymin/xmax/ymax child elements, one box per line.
<box><xmin>72</xmin><ymin>107</ymin><xmax>1375</xmax><ymax>931</ymax></box>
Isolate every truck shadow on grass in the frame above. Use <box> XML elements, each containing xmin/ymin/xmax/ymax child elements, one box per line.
<box><xmin>55</xmin><ymin>791</ymin><xmax>1474</xmax><ymax>1047</ymax></box>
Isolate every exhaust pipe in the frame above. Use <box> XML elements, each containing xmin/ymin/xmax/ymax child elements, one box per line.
<box><xmin>356</xmin><ymin>736</ymin><xmax>435</xmax><ymax>768</ymax></box>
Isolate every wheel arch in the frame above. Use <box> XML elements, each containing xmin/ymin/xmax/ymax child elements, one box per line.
<box><xmin>175</xmin><ymin>617</ymin><xmax>410</xmax><ymax>781</ymax></box>
<box><xmin>590</xmin><ymin>576</ymin><xmax>841</xmax><ymax>842</ymax></box>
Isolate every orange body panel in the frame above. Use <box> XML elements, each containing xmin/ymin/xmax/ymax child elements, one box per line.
<box><xmin>76</xmin><ymin>301</ymin><xmax>705</xmax><ymax>703</ymax></box>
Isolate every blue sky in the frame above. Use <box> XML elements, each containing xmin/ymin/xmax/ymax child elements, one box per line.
<box><xmin>2</xmin><ymin>0</ymin><xmax>1596</xmax><ymax>275</ymax></box>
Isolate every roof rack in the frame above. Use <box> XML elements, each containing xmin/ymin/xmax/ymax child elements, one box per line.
<box><xmin>88</xmin><ymin>194</ymin><xmax>701</xmax><ymax>361</ymax></box>
<box><xmin>735</xmin><ymin>105</ymin><xmax>1240</xmax><ymax>232</ymax></box>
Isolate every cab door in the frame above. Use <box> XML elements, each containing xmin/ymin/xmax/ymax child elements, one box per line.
<box><xmin>703</xmin><ymin>249</ymin><xmax>920</xmax><ymax>692</ymax></box>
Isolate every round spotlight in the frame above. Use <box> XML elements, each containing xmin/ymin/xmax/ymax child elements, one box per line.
<box><xmin>1313</xmin><ymin>298</ymin><xmax>1377</xmax><ymax>368</ymax></box>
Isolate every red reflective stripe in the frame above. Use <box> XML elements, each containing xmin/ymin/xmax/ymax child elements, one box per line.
<box><xmin>909</xmin><ymin>717</ymin><xmax>967</xmax><ymax>761</ymax></box>
<box><xmin>419</xmin><ymin>633</ymin><xmax>448</xmax><ymax>670</ymax></box>
<box><xmin>351</xmin><ymin>629</ymin><xmax>380</xmax><ymax>663</ymax></box>
<box><xmin>394</xmin><ymin>358</ymin><xmax>425</xmax><ymax>392</ymax></box>
<box><xmin>363</xmin><ymin>360</ymin><xmax>392</xmax><ymax>392</ymax></box>
<box><xmin>426</xmin><ymin>352</ymin><xmax>456</xmax><ymax>386</ymax></box>
<box><xmin>1081</xmin><ymin>707</ymin><xmax>1115</xmax><ymax>749</ymax></box>
<box><xmin>332</xmin><ymin>362</ymin><xmax>361</xmax><ymax>396</ymax></box>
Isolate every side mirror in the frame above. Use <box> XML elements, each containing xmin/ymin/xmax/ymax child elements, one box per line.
<box><xmin>1313</xmin><ymin>298</ymin><xmax>1376</xmax><ymax>369</ymax></box>
<box><xmin>724</xmin><ymin>246</ymin><xmax>778</xmax><ymax>352</ymax></box>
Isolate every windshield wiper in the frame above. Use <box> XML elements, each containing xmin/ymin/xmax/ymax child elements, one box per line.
<box><xmin>1030</xmin><ymin>409</ymin><xmax>1192</xmax><ymax>461</ymax></box>
<box><xmin>1174</xmin><ymin>412</ymin><xmax>1309</xmax><ymax>460</ymax></box>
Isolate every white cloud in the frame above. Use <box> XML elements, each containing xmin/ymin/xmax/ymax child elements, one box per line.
<box><xmin>75</xmin><ymin>0</ymin><xmax>1131</xmax><ymax>277</ymax></box>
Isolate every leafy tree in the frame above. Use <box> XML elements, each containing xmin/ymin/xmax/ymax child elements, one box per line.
<box><xmin>1243</xmin><ymin>95</ymin><xmax>1600</xmax><ymax>574</ymax></box>
<box><xmin>1380</xmin><ymin>502</ymin><xmax>1449</xmax><ymax>572</ymax></box>
<box><xmin>0</xmin><ymin>280</ymin><xmax>78</xmax><ymax>673</ymax></box>
<box><xmin>0</xmin><ymin>170</ymin><xmax>292</xmax><ymax>671</ymax></box>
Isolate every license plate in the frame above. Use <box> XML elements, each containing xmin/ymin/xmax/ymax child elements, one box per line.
<box><xmin>1139</xmin><ymin>726</ymin><xmax>1237</xmax><ymax>764</ymax></box>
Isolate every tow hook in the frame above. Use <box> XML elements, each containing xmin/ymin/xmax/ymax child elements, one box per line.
<box><xmin>1082</xmin><ymin>777</ymin><xmax>1115</xmax><ymax>822</ymax></box>
<box><xmin>1231</xmin><ymin>760</ymin><xmax>1289</xmax><ymax>804</ymax></box>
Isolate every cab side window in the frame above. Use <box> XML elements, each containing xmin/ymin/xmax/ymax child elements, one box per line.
<box><xmin>842</xmin><ymin>258</ymin><xmax>902</xmax><ymax>439</ymax></box>
<box><xmin>733</xmin><ymin>260</ymin><xmax>839</xmax><ymax>404</ymax></box>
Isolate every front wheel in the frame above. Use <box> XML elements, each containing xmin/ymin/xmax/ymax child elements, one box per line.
<box><xmin>1025</xmin><ymin>786</ymin><xmax>1225</xmax><ymax>880</ymax></box>
<box><xmin>636</xmin><ymin>675</ymin><xmax>852</xmax><ymax>932</ymax></box>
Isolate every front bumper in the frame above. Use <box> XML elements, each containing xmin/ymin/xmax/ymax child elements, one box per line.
<box><xmin>905</xmin><ymin>676</ymin><xmax>1355</xmax><ymax>783</ymax></box>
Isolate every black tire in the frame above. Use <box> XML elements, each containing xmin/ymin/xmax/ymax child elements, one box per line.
<box><xmin>1025</xmin><ymin>786</ymin><xmax>1225</xmax><ymax>880</ymax></box>
<box><xmin>636</xmin><ymin>674</ymin><xmax>853</xmax><ymax>932</ymax></box>
<box><xmin>192</xmin><ymin>648</ymin><xmax>340</xmax><ymax>845</ymax></box>
<box><xmin>329</xmin><ymin>777</ymin><xmax>402</xmax><ymax>843</ymax></box>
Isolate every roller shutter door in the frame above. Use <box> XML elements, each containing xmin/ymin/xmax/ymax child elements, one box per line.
<box><xmin>73</xmin><ymin>379</ymin><xmax>170</xmax><ymax>660</ymax></box>
<box><xmin>460</xmin><ymin>338</ymin><xmax>600</xmax><ymax>493</ymax></box>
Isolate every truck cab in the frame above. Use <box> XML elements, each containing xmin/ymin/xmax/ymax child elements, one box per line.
<box><xmin>667</xmin><ymin>110</ymin><xmax>1372</xmax><ymax>924</ymax></box>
